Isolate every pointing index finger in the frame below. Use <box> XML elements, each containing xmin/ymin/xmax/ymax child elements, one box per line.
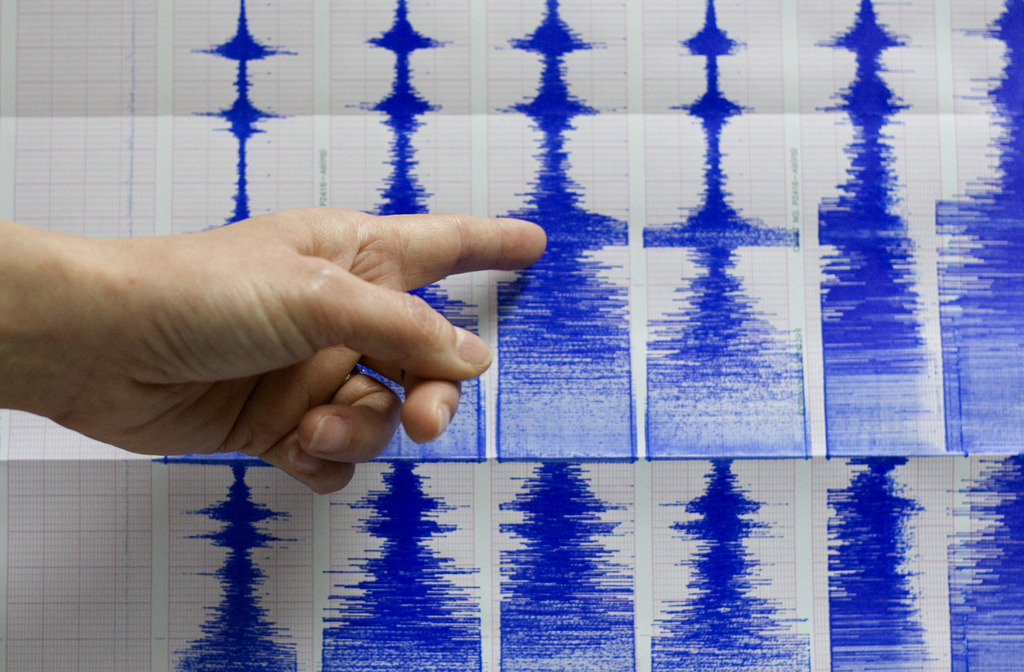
<box><xmin>385</xmin><ymin>213</ymin><xmax>546</xmax><ymax>290</ymax></box>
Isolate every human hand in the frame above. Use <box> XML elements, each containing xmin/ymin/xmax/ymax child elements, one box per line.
<box><xmin>0</xmin><ymin>209</ymin><xmax>545</xmax><ymax>492</ymax></box>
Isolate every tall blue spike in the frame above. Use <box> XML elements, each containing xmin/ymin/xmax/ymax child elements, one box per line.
<box><xmin>496</xmin><ymin>0</ymin><xmax>632</xmax><ymax>457</ymax></box>
<box><xmin>644</xmin><ymin>0</ymin><xmax>804</xmax><ymax>456</ymax></box>
<box><xmin>828</xmin><ymin>458</ymin><xmax>929</xmax><ymax>669</ymax></box>
<box><xmin>938</xmin><ymin>0</ymin><xmax>1024</xmax><ymax>452</ymax></box>
<box><xmin>322</xmin><ymin>463</ymin><xmax>481</xmax><ymax>671</ymax></box>
<box><xmin>949</xmin><ymin>456</ymin><xmax>1024</xmax><ymax>670</ymax></box>
<box><xmin>819</xmin><ymin>0</ymin><xmax>932</xmax><ymax>455</ymax></box>
<box><xmin>499</xmin><ymin>463</ymin><xmax>635</xmax><ymax>671</ymax></box>
<box><xmin>371</xmin><ymin>0</ymin><xmax>437</xmax><ymax>216</ymax></box>
<box><xmin>367</xmin><ymin>0</ymin><xmax>481</xmax><ymax>458</ymax></box>
<box><xmin>200</xmin><ymin>0</ymin><xmax>290</xmax><ymax>226</ymax></box>
<box><xmin>175</xmin><ymin>464</ymin><xmax>296</xmax><ymax>671</ymax></box>
<box><xmin>652</xmin><ymin>461</ymin><xmax>809</xmax><ymax>671</ymax></box>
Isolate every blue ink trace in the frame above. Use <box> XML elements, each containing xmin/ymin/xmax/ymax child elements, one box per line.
<box><xmin>653</xmin><ymin>460</ymin><xmax>808</xmax><ymax>671</ymax></box>
<box><xmin>949</xmin><ymin>456</ymin><xmax>1024</xmax><ymax>670</ymax></box>
<box><xmin>828</xmin><ymin>458</ymin><xmax>928</xmax><ymax>670</ymax></box>
<box><xmin>201</xmin><ymin>0</ymin><xmax>290</xmax><ymax>226</ymax></box>
<box><xmin>496</xmin><ymin>0</ymin><xmax>633</xmax><ymax>457</ymax></box>
<box><xmin>644</xmin><ymin>0</ymin><xmax>805</xmax><ymax>456</ymax></box>
<box><xmin>322</xmin><ymin>462</ymin><xmax>481</xmax><ymax>671</ymax></box>
<box><xmin>818</xmin><ymin>0</ymin><xmax>935</xmax><ymax>455</ymax></box>
<box><xmin>369</xmin><ymin>0</ymin><xmax>483</xmax><ymax>458</ymax></box>
<box><xmin>938</xmin><ymin>0</ymin><xmax>1024</xmax><ymax>453</ymax></box>
<box><xmin>175</xmin><ymin>464</ymin><xmax>296</xmax><ymax>672</ymax></box>
<box><xmin>500</xmin><ymin>462</ymin><xmax>635</xmax><ymax>671</ymax></box>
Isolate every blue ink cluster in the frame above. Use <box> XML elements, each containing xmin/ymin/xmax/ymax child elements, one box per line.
<box><xmin>322</xmin><ymin>462</ymin><xmax>481</xmax><ymax>671</ymax></box>
<box><xmin>938</xmin><ymin>0</ymin><xmax>1024</xmax><ymax>453</ymax></box>
<box><xmin>819</xmin><ymin>0</ymin><xmax>934</xmax><ymax>455</ymax></box>
<box><xmin>500</xmin><ymin>462</ymin><xmax>635</xmax><ymax>671</ymax></box>
<box><xmin>827</xmin><ymin>458</ymin><xmax>929</xmax><ymax>670</ymax></box>
<box><xmin>176</xmin><ymin>464</ymin><xmax>296</xmax><ymax>672</ymax></box>
<box><xmin>653</xmin><ymin>460</ymin><xmax>808</xmax><ymax>671</ymax></box>
<box><xmin>367</xmin><ymin>0</ymin><xmax>483</xmax><ymax>459</ymax></box>
<box><xmin>201</xmin><ymin>0</ymin><xmax>290</xmax><ymax>226</ymax></box>
<box><xmin>496</xmin><ymin>0</ymin><xmax>633</xmax><ymax>458</ymax></box>
<box><xmin>645</xmin><ymin>0</ymin><xmax>805</xmax><ymax>457</ymax></box>
<box><xmin>949</xmin><ymin>456</ymin><xmax>1024</xmax><ymax>670</ymax></box>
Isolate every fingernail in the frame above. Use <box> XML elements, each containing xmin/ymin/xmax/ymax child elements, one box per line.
<box><xmin>456</xmin><ymin>328</ymin><xmax>492</xmax><ymax>368</ymax></box>
<box><xmin>289</xmin><ymin>444</ymin><xmax>324</xmax><ymax>476</ymax></box>
<box><xmin>437</xmin><ymin>404</ymin><xmax>452</xmax><ymax>435</ymax></box>
<box><xmin>309</xmin><ymin>416</ymin><xmax>350</xmax><ymax>456</ymax></box>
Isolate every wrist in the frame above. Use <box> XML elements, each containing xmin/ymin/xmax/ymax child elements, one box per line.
<box><xmin>0</xmin><ymin>220</ymin><xmax>114</xmax><ymax>419</ymax></box>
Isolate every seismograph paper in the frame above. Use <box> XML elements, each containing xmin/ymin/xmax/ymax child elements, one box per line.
<box><xmin>3</xmin><ymin>0</ymin><xmax>1024</xmax><ymax>670</ymax></box>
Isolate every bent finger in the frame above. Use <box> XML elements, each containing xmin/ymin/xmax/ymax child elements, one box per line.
<box><xmin>256</xmin><ymin>373</ymin><xmax>400</xmax><ymax>494</ymax></box>
<box><xmin>297</xmin><ymin>373</ymin><xmax>401</xmax><ymax>464</ymax></box>
<box><xmin>297</xmin><ymin>267</ymin><xmax>494</xmax><ymax>381</ymax></box>
<box><xmin>260</xmin><ymin>436</ymin><xmax>357</xmax><ymax>495</ymax></box>
<box><xmin>400</xmin><ymin>376</ymin><xmax>462</xmax><ymax>444</ymax></box>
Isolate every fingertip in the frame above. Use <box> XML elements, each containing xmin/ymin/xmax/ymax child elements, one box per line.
<box><xmin>401</xmin><ymin>378</ymin><xmax>461</xmax><ymax>444</ymax></box>
<box><xmin>501</xmin><ymin>216</ymin><xmax>546</xmax><ymax>266</ymax></box>
<box><xmin>455</xmin><ymin>327</ymin><xmax>493</xmax><ymax>371</ymax></box>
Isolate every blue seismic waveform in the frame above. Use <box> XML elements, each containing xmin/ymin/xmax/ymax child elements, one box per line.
<box><xmin>938</xmin><ymin>0</ymin><xmax>1024</xmax><ymax>453</ymax></box>
<box><xmin>201</xmin><ymin>0</ymin><xmax>289</xmax><ymax>226</ymax></box>
<box><xmin>496</xmin><ymin>0</ymin><xmax>633</xmax><ymax>457</ymax></box>
<box><xmin>644</xmin><ymin>0</ymin><xmax>805</xmax><ymax>456</ymax></box>
<box><xmin>949</xmin><ymin>456</ymin><xmax>1024</xmax><ymax>670</ymax></box>
<box><xmin>500</xmin><ymin>462</ymin><xmax>635</xmax><ymax>672</ymax></box>
<box><xmin>322</xmin><ymin>462</ymin><xmax>481</xmax><ymax>671</ymax></box>
<box><xmin>368</xmin><ymin>0</ymin><xmax>482</xmax><ymax>458</ymax></box>
<box><xmin>828</xmin><ymin>458</ymin><xmax>928</xmax><ymax>670</ymax></box>
<box><xmin>652</xmin><ymin>460</ymin><xmax>808</xmax><ymax>671</ymax></box>
<box><xmin>175</xmin><ymin>464</ymin><xmax>296</xmax><ymax>672</ymax></box>
<box><xmin>818</xmin><ymin>0</ymin><xmax>935</xmax><ymax>455</ymax></box>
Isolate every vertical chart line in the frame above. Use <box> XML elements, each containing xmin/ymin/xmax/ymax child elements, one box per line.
<box><xmin>150</xmin><ymin>460</ymin><xmax>170</xmax><ymax>672</ymax></box>
<box><xmin>474</xmin><ymin>461</ymin><xmax>494</xmax><ymax>672</ymax></box>
<box><xmin>793</xmin><ymin>459</ymin><xmax>816</xmax><ymax>670</ymax></box>
<box><xmin>312</xmin><ymin>493</ymin><xmax>331</xmax><ymax>672</ymax></box>
<box><xmin>0</xmin><ymin>0</ymin><xmax>18</xmax><ymax>222</ymax></box>
<box><xmin>934</xmin><ymin>0</ymin><xmax>958</xmax><ymax>201</ymax></box>
<box><xmin>313</xmin><ymin>0</ymin><xmax>331</xmax><ymax>208</ymax></box>
<box><xmin>154</xmin><ymin>0</ymin><xmax>173</xmax><ymax>237</ymax></box>
<box><xmin>781</xmin><ymin>0</ymin><xmax>820</xmax><ymax>455</ymax></box>
<box><xmin>626</xmin><ymin>0</ymin><xmax>648</xmax><ymax>461</ymax></box>
<box><xmin>633</xmin><ymin>460</ymin><xmax>653</xmax><ymax>672</ymax></box>
<box><xmin>0</xmin><ymin>461</ymin><xmax>7</xmax><ymax>669</ymax></box>
<box><xmin>470</xmin><ymin>0</ymin><xmax>496</xmax><ymax>461</ymax></box>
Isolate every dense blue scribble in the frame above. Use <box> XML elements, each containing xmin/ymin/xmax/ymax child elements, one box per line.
<box><xmin>949</xmin><ymin>456</ymin><xmax>1024</xmax><ymax>670</ymax></box>
<box><xmin>652</xmin><ymin>461</ymin><xmax>808</xmax><ymax>671</ymax></box>
<box><xmin>938</xmin><ymin>0</ymin><xmax>1024</xmax><ymax>453</ymax></box>
<box><xmin>500</xmin><ymin>462</ymin><xmax>635</xmax><ymax>671</ymax></box>
<box><xmin>201</xmin><ymin>0</ymin><xmax>289</xmax><ymax>226</ymax></box>
<box><xmin>176</xmin><ymin>463</ymin><xmax>296</xmax><ymax>672</ymax></box>
<box><xmin>828</xmin><ymin>458</ymin><xmax>928</xmax><ymax>670</ymax></box>
<box><xmin>819</xmin><ymin>0</ymin><xmax>933</xmax><ymax>454</ymax></box>
<box><xmin>496</xmin><ymin>0</ymin><xmax>633</xmax><ymax>457</ymax></box>
<box><xmin>322</xmin><ymin>462</ymin><xmax>480</xmax><ymax>671</ymax></box>
<box><xmin>644</xmin><ymin>0</ymin><xmax>804</xmax><ymax>456</ymax></box>
<box><xmin>367</xmin><ymin>0</ymin><xmax>482</xmax><ymax>458</ymax></box>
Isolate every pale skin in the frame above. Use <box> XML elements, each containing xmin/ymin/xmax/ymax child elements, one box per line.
<box><xmin>0</xmin><ymin>208</ymin><xmax>546</xmax><ymax>493</ymax></box>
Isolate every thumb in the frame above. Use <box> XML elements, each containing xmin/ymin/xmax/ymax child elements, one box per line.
<box><xmin>292</xmin><ymin>258</ymin><xmax>493</xmax><ymax>381</ymax></box>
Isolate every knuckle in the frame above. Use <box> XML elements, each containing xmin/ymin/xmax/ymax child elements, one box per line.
<box><xmin>399</xmin><ymin>294</ymin><xmax>449</xmax><ymax>349</ymax></box>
